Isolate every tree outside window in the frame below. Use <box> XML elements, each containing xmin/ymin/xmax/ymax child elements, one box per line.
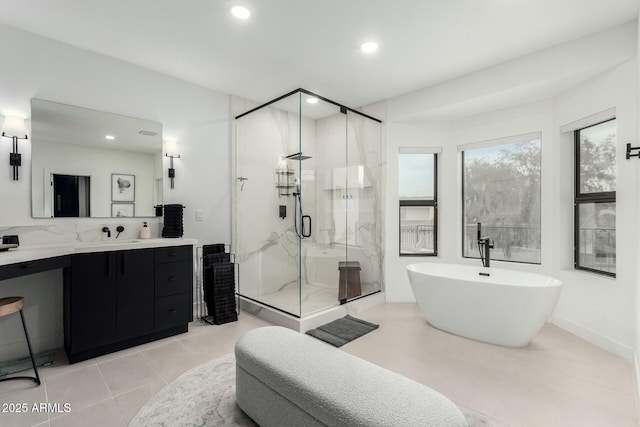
<box><xmin>575</xmin><ymin>119</ymin><xmax>616</xmax><ymax>276</ymax></box>
<box><xmin>462</xmin><ymin>135</ymin><xmax>541</xmax><ymax>264</ymax></box>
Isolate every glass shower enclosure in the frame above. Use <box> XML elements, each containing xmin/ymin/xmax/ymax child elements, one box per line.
<box><xmin>234</xmin><ymin>89</ymin><xmax>383</xmax><ymax>318</ymax></box>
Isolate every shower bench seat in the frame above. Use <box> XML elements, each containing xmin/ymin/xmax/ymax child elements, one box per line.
<box><xmin>235</xmin><ymin>326</ymin><xmax>468</xmax><ymax>427</ymax></box>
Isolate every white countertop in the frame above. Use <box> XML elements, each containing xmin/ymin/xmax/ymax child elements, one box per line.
<box><xmin>0</xmin><ymin>238</ymin><xmax>198</xmax><ymax>267</ymax></box>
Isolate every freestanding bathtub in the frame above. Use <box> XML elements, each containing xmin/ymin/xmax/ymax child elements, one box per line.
<box><xmin>406</xmin><ymin>263</ymin><xmax>562</xmax><ymax>347</ymax></box>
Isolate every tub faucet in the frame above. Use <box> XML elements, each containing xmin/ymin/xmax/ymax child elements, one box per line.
<box><xmin>478</xmin><ymin>237</ymin><xmax>493</xmax><ymax>269</ymax></box>
<box><xmin>476</xmin><ymin>222</ymin><xmax>493</xmax><ymax>270</ymax></box>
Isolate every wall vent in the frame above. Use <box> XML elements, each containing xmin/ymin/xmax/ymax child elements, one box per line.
<box><xmin>138</xmin><ymin>130</ymin><xmax>159</xmax><ymax>137</ymax></box>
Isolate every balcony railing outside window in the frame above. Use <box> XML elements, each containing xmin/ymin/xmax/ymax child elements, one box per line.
<box><xmin>463</xmin><ymin>224</ymin><xmax>541</xmax><ymax>264</ymax></box>
<box><xmin>400</xmin><ymin>224</ymin><xmax>434</xmax><ymax>254</ymax></box>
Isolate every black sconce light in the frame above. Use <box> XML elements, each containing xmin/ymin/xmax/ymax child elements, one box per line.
<box><xmin>1</xmin><ymin>116</ymin><xmax>28</xmax><ymax>181</ymax></box>
<box><xmin>165</xmin><ymin>140</ymin><xmax>180</xmax><ymax>189</ymax></box>
<box><xmin>625</xmin><ymin>143</ymin><xmax>640</xmax><ymax>160</ymax></box>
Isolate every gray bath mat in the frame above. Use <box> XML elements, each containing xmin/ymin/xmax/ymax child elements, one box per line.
<box><xmin>306</xmin><ymin>315</ymin><xmax>379</xmax><ymax>347</ymax></box>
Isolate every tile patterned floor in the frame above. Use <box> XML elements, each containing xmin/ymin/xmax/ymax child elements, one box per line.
<box><xmin>0</xmin><ymin>303</ymin><xmax>637</xmax><ymax>427</ymax></box>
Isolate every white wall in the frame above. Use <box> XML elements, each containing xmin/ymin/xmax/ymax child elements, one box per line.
<box><xmin>0</xmin><ymin>23</ymin><xmax>230</xmax><ymax>358</ymax></box>
<box><xmin>635</xmin><ymin>9</ymin><xmax>640</xmax><ymax>393</ymax></box>
<box><xmin>385</xmin><ymin>23</ymin><xmax>638</xmax><ymax>360</ymax></box>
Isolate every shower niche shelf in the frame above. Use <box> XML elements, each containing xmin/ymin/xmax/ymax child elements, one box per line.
<box><xmin>276</xmin><ymin>169</ymin><xmax>295</xmax><ymax>197</ymax></box>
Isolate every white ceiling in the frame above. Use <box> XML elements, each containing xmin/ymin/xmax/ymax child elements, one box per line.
<box><xmin>0</xmin><ymin>0</ymin><xmax>638</xmax><ymax>109</ymax></box>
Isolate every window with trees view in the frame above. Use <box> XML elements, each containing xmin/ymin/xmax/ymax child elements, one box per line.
<box><xmin>399</xmin><ymin>151</ymin><xmax>437</xmax><ymax>256</ymax></box>
<box><xmin>462</xmin><ymin>134</ymin><xmax>541</xmax><ymax>264</ymax></box>
<box><xmin>575</xmin><ymin>119</ymin><xmax>616</xmax><ymax>276</ymax></box>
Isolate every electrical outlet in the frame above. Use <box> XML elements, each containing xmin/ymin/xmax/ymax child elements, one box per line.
<box><xmin>195</xmin><ymin>209</ymin><xmax>204</xmax><ymax>221</ymax></box>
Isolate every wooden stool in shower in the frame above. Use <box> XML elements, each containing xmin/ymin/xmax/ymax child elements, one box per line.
<box><xmin>338</xmin><ymin>261</ymin><xmax>362</xmax><ymax>302</ymax></box>
<box><xmin>0</xmin><ymin>297</ymin><xmax>41</xmax><ymax>385</ymax></box>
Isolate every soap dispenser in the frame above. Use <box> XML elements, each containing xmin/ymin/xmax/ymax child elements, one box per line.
<box><xmin>139</xmin><ymin>222</ymin><xmax>151</xmax><ymax>239</ymax></box>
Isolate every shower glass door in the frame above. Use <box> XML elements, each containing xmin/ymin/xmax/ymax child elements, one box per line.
<box><xmin>300</xmin><ymin>95</ymin><xmax>345</xmax><ymax>315</ymax></box>
<box><xmin>235</xmin><ymin>92</ymin><xmax>303</xmax><ymax>317</ymax></box>
<box><xmin>345</xmin><ymin>110</ymin><xmax>382</xmax><ymax>301</ymax></box>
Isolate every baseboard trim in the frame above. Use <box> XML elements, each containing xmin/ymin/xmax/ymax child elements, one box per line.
<box><xmin>549</xmin><ymin>315</ymin><xmax>634</xmax><ymax>362</ymax></box>
<box><xmin>634</xmin><ymin>350</ymin><xmax>640</xmax><ymax>421</ymax></box>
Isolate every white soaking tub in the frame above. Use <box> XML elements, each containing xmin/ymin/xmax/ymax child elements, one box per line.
<box><xmin>407</xmin><ymin>263</ymin><xmax>562</xmax><ymax>347</ymax></box>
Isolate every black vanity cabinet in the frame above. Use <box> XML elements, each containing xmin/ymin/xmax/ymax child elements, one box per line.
<box><xmin>116</xmin><ymin>249</ymin><xmax>155</xmax><ymax>340</ymax></box>
<box><xmin>66</xmin><ymin>252</ymin><xmax>118</xmax><ymax>354</ymax></box>
<box><xmin>154</xmin><ymin>246</ymin><xmax>193</xmax><ymax>330</ymax></box>
<box><xmin>64</xmin><ymin>245</ymin><xmax>193</xmax><ymax>363</ymax></box>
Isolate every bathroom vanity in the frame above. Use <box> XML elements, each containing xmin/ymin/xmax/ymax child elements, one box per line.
<box><xmin>0</xmin><ymin>239</ymin><xmax>195</xmax><ymax>363</ymax></box>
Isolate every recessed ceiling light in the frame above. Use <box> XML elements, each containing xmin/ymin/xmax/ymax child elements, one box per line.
<box><xmin>105</xmin><ymin>135</ymin><xmax>115</xmax><ymax>140</ymax></box>
<box><xmin>306</xmin><ymin>97</ymin><xmax>319</xmax><ymax>104</ymax></box>
<box><xmin>360</xmin><ymin>41</ymin><xmax>379</xmax><ymax>53</ymax></box>
<box><xmin>230</xmin><ymin>5</ymin><xmax>251</xmax><ymax>20</ymax></box>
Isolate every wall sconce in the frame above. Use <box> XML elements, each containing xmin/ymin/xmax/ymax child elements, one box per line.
<box><xmin>2</xmin><ymin>116</ymin><xmax>28</xmax><ymax>181</ymax></box>
<box><xmin>625</xmin><ymin>143</ymin><xmax>640</xmax><ymax>160</ymax></box>
<box><xmin>164</xmin><ymin>140</ymin><xmax>180</xmax><ymax>189</ymax></box>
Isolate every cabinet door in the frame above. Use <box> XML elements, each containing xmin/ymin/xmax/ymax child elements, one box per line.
<box><xmin>70</xmin><ymin>252</ymin><xmax>117</xmax><ymax>352</ymax></box>
<box><xmin>117</xmin><ymin>249</ymin><xmax>155</xmax><ymax>340</ymax></box>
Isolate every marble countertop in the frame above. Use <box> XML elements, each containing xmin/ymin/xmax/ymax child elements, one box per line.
<box><xmin>0</xmin><ymin>238</ymin><xmax>198</xmax><ymax>267</ymax></box>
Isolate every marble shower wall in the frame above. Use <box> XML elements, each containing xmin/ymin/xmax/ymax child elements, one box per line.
<box><xmin>315</xmin><ymin>112</ymin><xmax>383</xmax><ymax>292</ymax></box>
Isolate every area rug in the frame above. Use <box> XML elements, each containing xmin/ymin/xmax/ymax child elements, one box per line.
<box><xmin>306</xmin><ymin>315</ymin><xmax>379</xmax><ymax>347</ymax></box>
<box><xmin>129</xmin><ymin>353</ymin><xmax>495</xmax><ymax>427</ymax></box>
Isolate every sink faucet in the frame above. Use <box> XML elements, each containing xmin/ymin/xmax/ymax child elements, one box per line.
<box><xmin>116</xmin><ymin>225</ymin><xmax>125</xmax><ymax>239</ymax></box>
<box><xmin>476</xmin><ymin>222</ymin><xmax>494</xmax><ymax>271</ymax></box>
<box><xmin>101</xmin><ymin>227</ymin><xmax>111</xmax><ymax>238</ymax></box>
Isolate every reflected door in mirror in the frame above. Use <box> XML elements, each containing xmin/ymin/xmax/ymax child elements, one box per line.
<box><xmin>53</xmin><ymin>174</ymin><xmax>91</xmax><ymax>218</ymax></box>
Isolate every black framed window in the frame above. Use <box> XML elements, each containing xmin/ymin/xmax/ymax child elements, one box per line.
<box><xmin>575</xmin><ymin>119</ymin><xmax>616</xmax><ymax>276</ymax></box>
<box><xmin>399</xmin><ymin>152</ymin><xmax>437</xmax><ymax>256</ymax></box>
<box><xmin>462</xmin><ymin>134</ymin><xmax>541</xmax><ymax>264</ymax></box>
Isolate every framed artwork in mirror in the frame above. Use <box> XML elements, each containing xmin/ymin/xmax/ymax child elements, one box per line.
<box><xmin>112</xmin><ymin>173</ymin><xmax>135</xmax><ymax>202</ymax></box>
<box><xmin>112</xmin><ymin>203</ymin><xmax>135</xmax><ymax>217</ymax></box>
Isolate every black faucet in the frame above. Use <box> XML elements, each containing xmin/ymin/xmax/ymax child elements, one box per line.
<box><xmin>116</xmin><ymin>225</ymin><xmax>125</xmax><ymax>239</ymax></box>
<box><xmin>476</xmin><ymin>223</ymin><xmax>494</xmax><ymax>271</ymax></box>
<box><xmin>101</xmin><ymin>227</ymin><xmax>111</xmax><ymax>238</ymax></box>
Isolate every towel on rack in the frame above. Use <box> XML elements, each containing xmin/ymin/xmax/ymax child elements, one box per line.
<box><xmin>162</xmin><ymin>204</ymin><xmax>184</xmax><ymax>238</ymax></box>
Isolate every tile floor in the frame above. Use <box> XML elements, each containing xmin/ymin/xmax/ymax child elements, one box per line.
<box><xmin>0</xmin><ymin>303</ymin><xmax>637</xmax><ymax>427</ymax></box>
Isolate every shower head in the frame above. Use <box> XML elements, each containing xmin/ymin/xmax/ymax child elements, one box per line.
<box><xmin>284</xmin><ymin>152</ymin><xmax>312</xmax><ymax>161</ymax></box>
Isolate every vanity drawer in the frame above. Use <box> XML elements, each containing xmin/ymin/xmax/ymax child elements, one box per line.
<box><xmin>155</xmin><ymin>246</ymin><xmax>190</xmax><ymax>264</ymax></box>
<box><xmin>155</xmin><ymin>293</ymin><xmax>189</xmax><ymax>331</ymax></box>
<box><xmin>155</xmin><ymin>262</ymin><xmax>190</xmax><ymax>297</ymax></box>
<box><xmin>0</xmin><ymin>255</ymin><xmax>71</xmax><ymax>281</ymax></box>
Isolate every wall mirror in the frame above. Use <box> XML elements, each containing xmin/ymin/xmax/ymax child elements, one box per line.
<box><xmin>31</xmin><ymin>99</ymin><xmax>163</xmax><ymax>218</ymax></box>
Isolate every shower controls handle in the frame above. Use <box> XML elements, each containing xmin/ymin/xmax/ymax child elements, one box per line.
<box><xmin>237</xmin><ymin>176</ymin><xmax>248</xmax><ymax>191</ymax></box>
<box><xmin>302</xmin><ymin>215</ymin><xmax>312</xmax><ymax>238</ymax></box>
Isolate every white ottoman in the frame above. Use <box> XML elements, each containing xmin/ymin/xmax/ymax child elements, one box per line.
<box><xmin>235</xmin><ymin>326</ymin><xmax>468</xmax><ymax>427</ymax></box>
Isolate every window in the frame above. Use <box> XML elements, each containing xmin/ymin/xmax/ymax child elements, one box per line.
<box><xmin>462</xmin><ymin>134</ymin><xmax>541</xmax><ymax>264</ymax></box>
<box><xmin>399</xmin><ymin>151</ymin><xmax>437</xmax><ymax>256</ymax></box>
<box><xmin>575</xmin><ymin>119</ymin><xmax>616</xmax><ymax>276</ymax></box>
